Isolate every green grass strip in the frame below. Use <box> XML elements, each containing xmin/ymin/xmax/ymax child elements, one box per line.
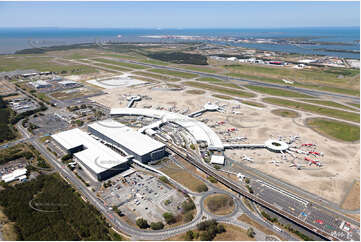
<box><xmin>263</xmin><ymin>97</ymin><xmax>360</xmax><ymax>123</ymax></box>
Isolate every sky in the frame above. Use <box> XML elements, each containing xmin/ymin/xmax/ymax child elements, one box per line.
<box><xmin>0</xmin><ymin>1</ymin><xmax>359</xmax><ymax>28</ymax></box>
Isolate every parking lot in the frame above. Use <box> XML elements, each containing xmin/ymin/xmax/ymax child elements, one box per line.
<box><xmin>29</xmin><ymin>113</ymin><xmax>69</xmax><ymax>135</ymax></box>
<box><xmin>252</xmin><ymin>179</ymin><xmax>359</xmax><ymax>241</ymax></box>
<box><xmin>100</xmin><ymin>171</ymin><xmax>187</xmax><ymax>223</ymax></box>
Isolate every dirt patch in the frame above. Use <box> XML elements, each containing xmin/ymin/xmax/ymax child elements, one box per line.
<box><xmin>341</xmin><ymin>180</ymin><xmax>360</xmax><ymax>210</ymax></box>
<box><xmin>271</xmin><ymin>109</ymin><xmax>300</xmax><ymax>118</ymax></box>
<box><xmin>204</xmin><ymin>194</ymin><xmax>235</xmax><ymax>216</ymax></box>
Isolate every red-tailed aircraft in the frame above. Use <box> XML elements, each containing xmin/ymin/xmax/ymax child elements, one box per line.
<box><xmin>308</xmin><ymin>151</ymin><xmax>322</xmax><ymax>156</ymax></box>
<box><xmin>216</xmin><ymin>121</ymin><xmax>225</xmax><ymax>125</ymax></box>
<box><xmin>302</xmin><ymin>143</ymin><xmax>315</xmax><ymax>147</ymax></box>
<box><xmin>305</xmin><ymin>157</ymin><xmax>321</xmax><ymax>167</ymax></box>
<box><xmin>228</xmin><ymin>127</ymin><xmax>237</xmax><ymax>132</ymax></box>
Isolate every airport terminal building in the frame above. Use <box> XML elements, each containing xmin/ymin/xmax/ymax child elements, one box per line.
<box><xmin>52</xmin><ymin>128</ymin><xmax>131</xmax><ymax>181</ymax></box>
<box><xmin>88</xmin><ymin>120</ymin><xmax>166</xmax><ymax>163</ymax></box>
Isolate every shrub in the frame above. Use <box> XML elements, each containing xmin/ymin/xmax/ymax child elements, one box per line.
<box><xmin>247</xmin><ymin>227</ymin><xmax>255</xmax><ymax>238</ymax></box>
<box><xmin>163</xmin><ymin>212</ymin><xmax>176</xmax><ymax>224</ymax></box>
<box><xmin>184</xmin><ymin>212</ymin><xmax>194</xmax><ymax>222</ymax></box>
<box><xmin>196</xmin><ymin>184</ymin><xmax>208</xmax><ymax>193</ymax></box>
<box><xmin>185</xmin><ymin>230</ymin><xmax>194</xmax><ymax>241</ymax></box>
<box><xmin>207</xmin><ymin>176</ymin><xmax>218</xmax><ymax>183</ymax></box>
<box><xmin>136</xmin><ymin>218</ymin><xmax>149</xmax><ymax>229</ymax></box>
<box><xmin>150</xmin><ymin>222</ymin><xmax>164</xmax><ymax>230</ymax></box>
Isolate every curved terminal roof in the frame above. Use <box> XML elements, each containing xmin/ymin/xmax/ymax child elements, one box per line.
<box><xmin>265</xmin><ymin>139</ymin><xmax>289</xmax><ymax>152</ymax></box>
<box><xmin>110</xmin><ymin>108</ymin><xmax>224</xmax><ymax>150</ymax></box>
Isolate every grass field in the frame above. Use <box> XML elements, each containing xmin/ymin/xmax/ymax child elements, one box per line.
<box><xmin>238</xmin><ymin>214</ymin><xmax>283</xmax><ymax>240</ymax></box>
<box><xmin>167</xmin><ymin>223</ymin><xmax>254</xmax><ymax>241</ymax></box>
<box><xmin>306</xmin><ymin>118</ymin><xmax>360</xmax><ymax>142</ymax></box>
<box><xmin>148</xmin><ymin>69</ymin><xmax>199</xmax><ymax>79</ymax></box>
<box><xmin>341</xmin><ymin>181</ymin><xmax>360</xmax><ymax>210</ymax></box>
<box><xmin>225</xmin><ymin>63</ymin><xmax>360</xmax><ymax>90</ymax></box>
<box><xmin>185</xmin><ymin>89</ymin><xmax>206</xmax><ymax>95</ymax></box>
<box><xmin>347</xmin><ymin>102</ymin><xmax>360</xmax><ymax>109</ymax></box>
<box><xmin>181</xmin><ymin>65</ymin><xmax>219</xmax><ymax>73</ymax></box>
<box><xmin>183</xmin><ymin>81</ymin><xmax>255</xmax><ymax>98</ymax></box>
<box><xmin>93</xmin><ymin>58</ymin><xmax>148</xmax><ymax>69</ymax></box>
<box><xmin>228</xmin><ymin>69</ymin><xmax>360</xmax><ymax>97</ymax></box>
<box><xmin>197</xmin><ymin>77</ymin><xmax>243</xmax><ymax>89</ymax></box>
<box><xmin>0</xmin><ymin>55</ymin><xmax>98</xmax><ymax>74</ymax></box>
<box><xmin>242</xmin><ymin>100</ymin><xmax>265</xmax><ymax>108</ymax></box>
<box><xmin>133</xmin><ymin>71</ymin><xmax>180</xmax><ymax>82</ymax></box>
<box><xmin>271</xmin><ymin>109</ymin><xmax>300</xmax><ymax>118</ymax></box>
<box><xmin>160</xmin><ymin>165</ymin><xmax>207</xmax><ymax>193</ymax></box>
<box><xmin>204</xmin><ymin>194</ymin><xmax>235</xmax><ymax>216</ymax></box>
<box><xmin>263</xmin><ymin>97</ymin><xmax>360</xmax><ymax>123</ymax></box>
<box><xmin>89</xmin><ymin>61</ymin><xmax>131</xmax><ymax>72</ymax></box>
<box><xmin>212</xmin><ymin>94</ymin><xmax>234</xmax><ymax>100</ymax></box>
<box><xmin>245</xmin><ymin>85</ymin><xmax>314</xmax><ymax>98</ymax></box>
<box><xmin>300</xmin><ymin>99</ymin><xmax>359</xmax><ymax>111</ymax></box>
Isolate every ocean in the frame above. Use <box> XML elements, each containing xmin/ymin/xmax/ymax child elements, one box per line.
<box><xmin>0</xmin><ymin>27</ymin><xmax>359</xmax><ymax>59</ymax></box>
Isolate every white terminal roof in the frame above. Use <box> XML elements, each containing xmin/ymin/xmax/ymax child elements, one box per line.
<box><xmin>51</xmin><ymin>128</ymin><xmax>129</xmax><ymax>174</ymax></box>
<box><xmin>88</xmin><ymin>119</ymin><xmax>165</xmax><ymax>156</ymax></box>
<box><xmin>210</xmin><ymin>155</ymin><xmax>225</xmax><ymax>165</ymax></box>
<box><xmin>110</xmin><ymin>108</ymin><xmax>224</xmax><ymax>150</ymax></box>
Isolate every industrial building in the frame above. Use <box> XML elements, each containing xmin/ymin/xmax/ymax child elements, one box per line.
<box><xmin>30</xmin><ymin>80</ymin><xmax>52</xmax><ymax>89</ymax></box>
<box><xmin>1</xmin><ymin>168</ymin><xmax>27</xmax><ymax>183</ymax></box>
<box><xmin>88</xmin><ymin>120</ymin><xmax>166</xmax><ymax>163</ymax></box>
<box><xmin>51</xmin><ymin>128</ymin><xmax>131</xmax><ymax>181</ymax></box>
<box><xmin>58</xmin><ymin>80</ymin><xmax>81</xmax><ymax>88</ymax></box>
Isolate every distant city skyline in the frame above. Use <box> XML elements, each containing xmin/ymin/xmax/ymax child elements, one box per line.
<box><xmin>0</xmin><ymin>1</ymin><xmax>359</xmax><ymax>28</ymax></box>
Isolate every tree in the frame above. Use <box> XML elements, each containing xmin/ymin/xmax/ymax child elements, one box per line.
<box><xmin>182</xmin><ymin>199</ymin><xmax>196</xmax><ymax>213</ymax></box>
<box><xmin>189</xmin><ymin>144</ymin><xmax>195</xmax><ymax>150</ymax></box>
<box><xmin>136</xmin><ymin>218</ymin><xmax>149</xmax><ymax>229</ymax></box>
<box><xmin>150</xmin><ymin>222</ymin><xmax>164</xmax><ymax>230</ymax></box>
<box><xmin>199</xmin><ymin>231</ymin><xmax>212</xmax><ymax>241</ymax></box>
<box><xmin>159</xmin><ymin>176</ymin><xmax>170</xmax><ymax>184</ymax></box>
<box><xmin>217</xmin><ymin>224</ymin><xmax>226</xmax><ymax>233</ymax></box>
<box><xmin>247</xmin><ymin>227</ymin><xmax>255</xmax><ymax>238</ymax></box>
<box><xmin>213</xmin><ymin>165</ymin><xmax>221</xmax><ymax>170</ymax></box>
<box><xmin>184</xmin><ymin>212</ymin><xmax>194</xmax><ymax>222</ymax></box>
<box><xmin>163</xmin><ymin>212</ymin><xmax>176</xmax><ymax>224</ymax></box>
<box><xmin>185</xmin><ymin>230</ymin><xmax>194</xmax><ymax>241</ymax></box>
<box><xmin>244</xmin><ymin>177</ymin><xmax>250</xmax><ymax>184</ymax></box>
<box><xmin>61</xmin><ymin>154</ymin><xmax>73</xmax><ymax>162</ymax></box>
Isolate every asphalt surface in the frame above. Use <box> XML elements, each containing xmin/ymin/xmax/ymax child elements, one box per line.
<box><xmin>110</xmin><ymin>58</ymin><xmax>360</xmax><ymax>103</ymax></box>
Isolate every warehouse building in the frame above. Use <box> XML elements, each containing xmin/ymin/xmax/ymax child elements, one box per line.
<box><xmin>88</xmin><ymin>120</ymin><xmax>166</xmax><ymax>163</ymax></box>
<box><xmin>30</xmin><ymin>80</ymin><xmax>51</xmax><ymax>89</ymax></box>
<box><xmin>51</xmin><ymin>128</ymin><xmax>131</xmax><ymax>181</ymax></box>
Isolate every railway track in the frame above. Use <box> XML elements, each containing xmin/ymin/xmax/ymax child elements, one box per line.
<box><xmin>164</xmin><ymin>142</ymin><xmax>339</xmax><ymax>241</ymax></box>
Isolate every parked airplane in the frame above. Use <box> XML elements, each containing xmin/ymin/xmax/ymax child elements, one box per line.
<box><xmin>302</xmin><ymin>143</ymin><xmax>316</xmax><ymax>147</ymax></box>
<box><xmin>289</xmin><ymin>163</ymin><xmax>304</xmax><ymax>170</ymax></box>
<box><xmin>242</xmin><ymin>155</ymin><xmax>254</xmax><ymax>163</ymax></box>
<box><xmin>305</xmin><ymin>157</ymin><xmax>321</xmax><ymax>167</ymax></box>
<box><xmin>228</xmin><ymin>127</ymin><xmax>237</xmax><ymax>132</ymax></box>
<box><xmin>308</xmin><ymin>151</ymin><xmax>323</xmax><ymax>156</ymax></box>
<box><xmin>269</xmin><ymin>159</ymin><xmax>281</xmax><ymax>166</ymax></box>
<box><xmin>235</xmin><ymin>136</ymin><xmax>247</xmax><ymax>142</ymax></box>
<box><xmin>282</xmin><ymin>79</ymin><xmax>294</xmax><ymax>84</ymax></box>
<box><xmin>237</xmin><ymin>173</ymin><xmax>246</xmax><ymax>180</ymax></box>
